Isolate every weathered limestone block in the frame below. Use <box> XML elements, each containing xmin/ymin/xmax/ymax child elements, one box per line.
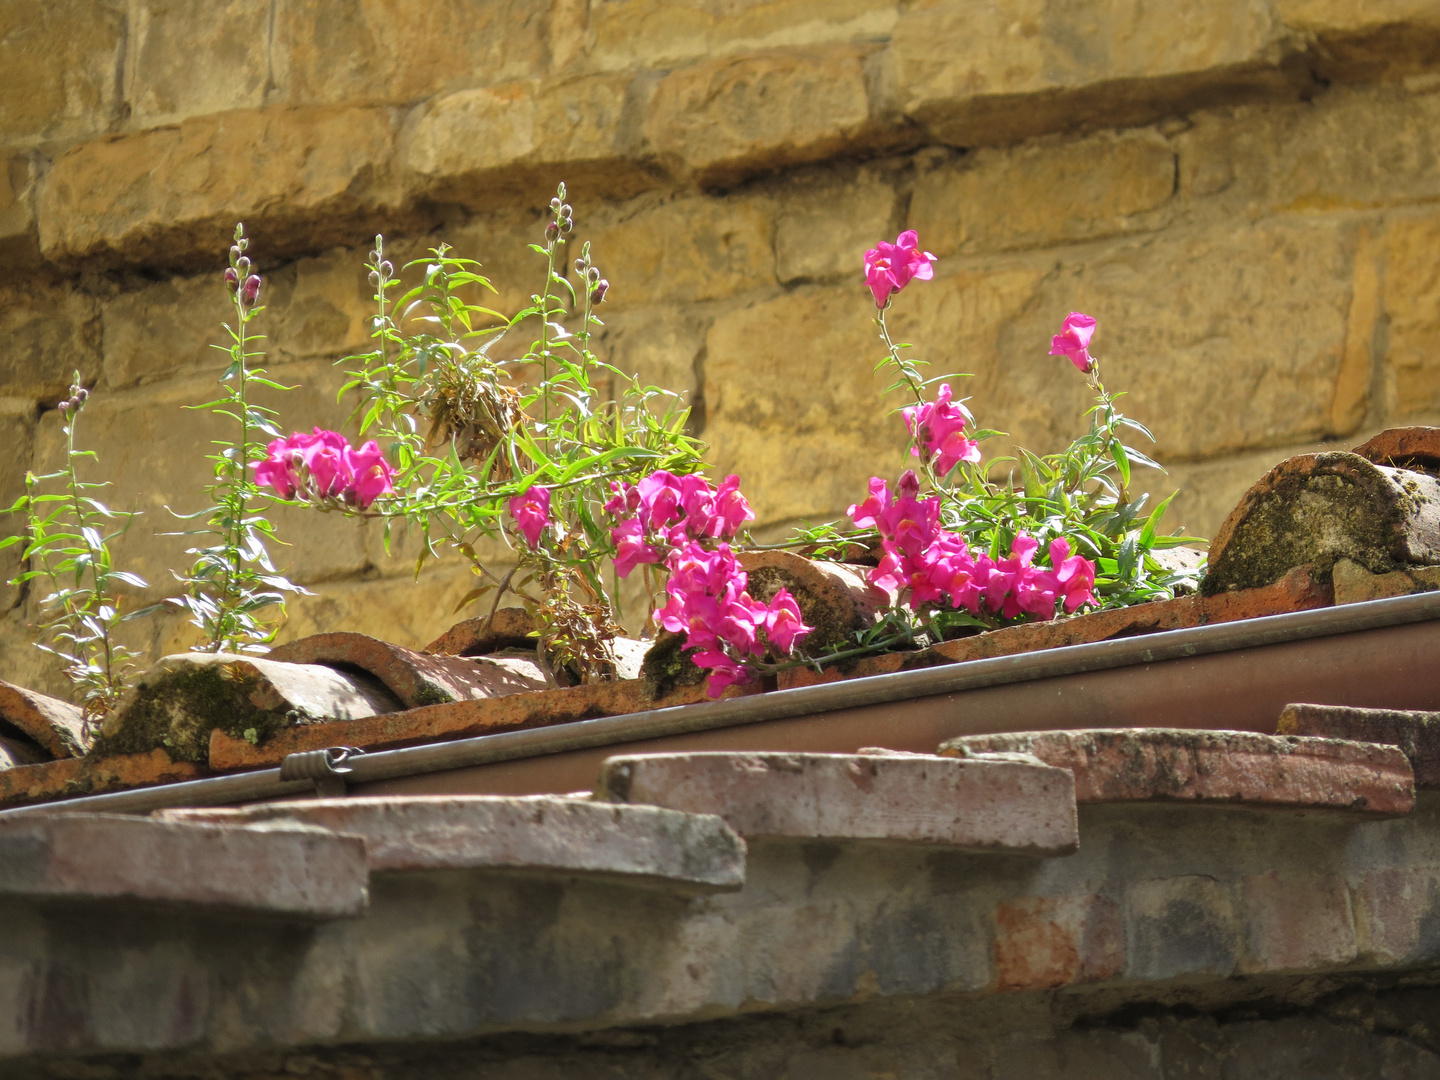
<box><xmin>0</xmin><ymin>0</ymin><xmax>125</xmax><ymax>145</ymax></box>
<box><xmin>93</xmin><ymin>652</ymin><xmax>401</xmax><ymax>763</ymax></box>
<box><xmin>164</xmin><ymin>795</ymin><xmax>747</xmax><ymax>891</ymax></box>
<box><xmin>124</xmin><ymin>0</ymin><xmax>270</xmax><ymax>127</ymax></box>
<box><xmin>276</xmin><ymin>566</ymin><xmax>485</xmax><ymax>654</ymax></box>
<box><xmin>703</xmin><ymin>283</ymin><xmax>914</xmax><ymax>524</ymax></box>
<box><xmin>581</xmin><ymin>190</ymin><xmax>776</xmax><ymax>308</ymax></box>
<box><xmin>586</xmin><ymin>0</ymin><xmax>898</xmax><ymax>72</ymax></box>
<box><xmin>888</xmin><ymin>0</ymin><xmax>1294</xmax><ymax>146</ymax></box>
<box><xmin>1176</xmin><ymin>86</ymin><xmax>1440</xmax><ymax>214</ymax></box>
<box><xmin>37</xmin><ymin>106</ymin><xmax>402</xmax><ymax>270</ymax></box>
<box><xmin>1278</xmin><ymin>702</ymin><xmax>1440</xmax><ymax>786</ymax></box>
<box><xmin>0</xmin><ymin>814</ymin><xmax>368</xmax><ymax>918</ymax></box>
<box><xmin>0</xmin><ymin>679</ymin><xmax>87</xmax><ymax>759</ymax></box>
<box><xmin>269</xmin><ymin>631</ymin><xmax>549</xmax><ymax>707</ymax></box>
<box><xmin>1278</xmin><ymin>0</ymin><xmax>1440</xmax><ymax>77</ymax></box>
<box><xmin>594</xmin><ymin>304</ymin><xmax>707</xmax><ymax>400</ymax></box>
<box><xmin>1382</xmin><ymin>210</ymin><xmax>1440</xmax><ymax>420</ymax></box>
<box><xmin>942</xmin><ymin>729</ymin><xmax>1415</xmax><ymax>814</ymax></box>
<box><xmin>272</xmin><ymin>0</ymin><xmax>553</xmax><ymax>107</ymax></box>
<box><xmin>923</xmin><ymin>224</ymin><xmax>1354</xmax><ymax>466</ymax></box>
<box><xmin>773</xmin><ymin>165</ymin><xmax>898</xmax><ymax>283</ymax></box>
<box><xmin>1203</xmin><ymin>452</ymin><xmax>1440</xmax><ymax>593</ymax></box>
<box><xmin>644</xmin><ymin>48</ymin><xmax>874</xmax><ymax>185</ymax></box>
<box><xmin>598</xmin><ymin>751</ymin><xmax>1079</xmax><ymax>854</ymax></box>
<box><xmin>909</xmin><ymin>132</ymin><xmax>1177</xmax><ymax>256</ymax></box>
<box><xmin>400</xmin><ymin>74</ymin><xmax>655</xmax><ymax>204</ymax></box>
<box><xmin>737</xmin><ymin>550</ymin><xmax>890</xmax><ymax>654</ymax></box>
<box><xmin>0</xmin><ymin>283</ymin><xmax>100</xmax><ymax>402</ymax></box>
<box><xmin>0</xmin><ymin>149</ymin><xmax>38</xmax><ymax>263</ymax></box>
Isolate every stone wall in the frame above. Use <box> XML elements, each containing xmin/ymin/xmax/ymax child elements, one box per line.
<box><xmin>4</xmin><ymin>0</ymin><xmax>1440</xmax><ymax>690</ymax></box>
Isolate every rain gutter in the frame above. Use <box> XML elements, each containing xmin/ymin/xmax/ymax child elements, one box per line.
<box><xmin>4</xmin><ymin>590</ymin><xmax>1440</xmax><ymax>819</ymax></box>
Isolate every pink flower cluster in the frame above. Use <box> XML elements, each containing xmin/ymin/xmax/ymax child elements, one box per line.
<box><xmin>655</xmin><ymin>542</ymin><xmax>812</xmax><ymax>697</ymax></box>
<box><xmin>863</xmin><ymin>230</ymin><xmax>936</xmax><ymax>307</ymax></box>
<box><xmin>903</xmin><ymin>383</ymin><xmax>981</xmax><ymax>476</ymax></box>
<box><xmin>252</xmin><ymin>428</ymin><xmax>396</xmax><ymax>509</ymax></box>
<box><xmin>606</xmin><ymin>471</ymin><xmax>755</xmax><ymax>578</ymax></box>
<box><xmin>848</xmin><ymin>471</ymin><xmax>1096</xmax><ymax>620</ymax></box>
<box><xmin>508</xmin><ymin>486</ymin><xmax>551</xmax><ymax>548</ymax></box>
<box><xmin>1050</xmin><ymin>312</ymin><xmax>1097</xmax><ymax>373</ymax></box>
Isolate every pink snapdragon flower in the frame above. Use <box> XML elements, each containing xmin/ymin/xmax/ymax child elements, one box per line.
<box><xmin>508</xmin><ymin>486</ymin><xmax>552</xmax><ymax>548</ymax></box>
<box><xmin>251</xmin><ymin>428</ymin><xmax>395</xmax><ymax>509</ymax></box>
<box><xmin>903</xmin><ymin>384</ymin><xmax>982</xmax><ymax>476</ymax></box>
<box><xmin>1049</xmin><ymin>312</ymin><xmax>1097</xmax><ymax>373</ymax></box>
<box><xmin>1049</xmin><ymin>538</ymin><xmax>1098</xmax><ymax>614</ymax></box>
<box><xmin>863</xmin><ymin>230</ymin><xmax>936</xmax><ymax>307</ymax></box>
<box><xmin>654</xmin><ymin>543</ymin><xmax>813</xmax><ymax>697</ymax></box>
<box><xmin>606</xmin><ymin>470</ymin><xmax>755</xmax><ymax>578</ymax></box>
<box><xmin>848</xmin><ymin>475</ymin><xmax>1098</xmax><ymax>622</ymax></box>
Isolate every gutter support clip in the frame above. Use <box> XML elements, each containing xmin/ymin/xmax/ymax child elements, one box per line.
<box><xmin>279</xmin><ymin>746</ymin><xmax>366</xmax><ymax>798</ymax></box>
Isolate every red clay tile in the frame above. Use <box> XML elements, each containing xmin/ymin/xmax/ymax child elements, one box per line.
<box><xmin>596</xmin><ymin>751</ymin><xmax>1078</xmax><ymax>854</ymax></box>
<box><xmin>1353</xmin><ymin>425</ymin><xmax>1440</xmax><ymax>473</ymax></box>
<box><xmin>269</xmin><ymin>632</ymin><xmax>549</xmax><ymax>707</ymax></box>
<box><xmin>993</xmin><ymin>894</ymin><xmax>1124</xmax><ymax>992</ymax></box>
<box><xmin>0</xmin><ymin>748</ymin><xmax>200</xmax><ymax>808</ymax></box>
<box><xmin>778</xmin><ymin>566</ymin><xmax>1329</xmax><ymax>691</ymax></box>
<box><xmin>425</xmin><ymin>607</ymin><xmax>538</xmax><ymax>656</ymax></box>
<box><xmin>1204</xmin><ymin>451</ymin><xmax>1440</xmax><ymax>595</ymax></box>
<box><xmin>208</xmin><ymin>677</ymin><xmax>752</xmax><ymax>771</ymax></box>
<box><xmin>940</xmin><ymin>728</ymin><xmax>1414</xmax><ymax>814</ymax></box>
<box><xmin>1278</xmin><ymin>702</ymin><xmax>1440</xmax><ymax>787</ymax></box>
<box><xmin>0</xmin><ymin>678</ymin><xmax>89</xmax><ymax>758</ymax></box>
<box><xmin>0</xmin><ymin>814</ymin><xmax>368</xmax><ymax>918</ymax></box>
<box><xmin>164</xmin><ymin>795</ymin><xmax>747</xmax><ymax>890</ymax></box>
<box><xmin>93</xmin><ymin>652</ymin><xmax>402</xmax><ymax>763</ymax></box>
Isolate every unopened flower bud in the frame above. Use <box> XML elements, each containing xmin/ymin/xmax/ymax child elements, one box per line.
<box><xmin>229</xmin><ymin>244</ymin><xmax>242</xmax><ymax>264</ymax></box>
<box><xmin>236</xmin><ymin>256</ymin><xmax>251</xmax><ymax>275</ymax></box>
<box><xmin>380</xmin><ymin>260</ymin><xmax>393</xmax><ymax>276</ymax></box>
<box><xmin>224</xmin><ymin>267</ymin><xmax>239</xmax><ymax>290</ymax></box>
<box><xmin>561</xmin><ymin>215</ymin><xmax>574</xmax><ymax>233</ymax></box>
<box><xmin>550</xmin><ymin>196</ymin><xmax>562</xmax><ymax>210</ymax></box>
<box><xmin>545</xmin><ymin>221</ymin><xmax>559</xmax><ymax>242</ymax></box>
<box><xmin>574</xmin><ymin>258</ymin><xmax>586</xmax><ymax>274</ymax></box>
<box><xmin>368</xmin><ymin>270</ymin><xmax>381</xmax><ymax>287</ymax></box>
<box><xmin>241</xmin><ymin>274</ymin><xmax>262</xmax><ymax>304</ymax></box>
<box><xmin>590</xmin><ymin>278</ymin><xmax>609</xmax><ymax>304</ymax></box>
<box><xmin>76</xmin><ymin>387</ymin><xmax>89</xmax><ymax>402</ymax></box>
<box><xmin>587</xmin><ymin>266</ymin><xmax>600</xmax><ymax>284</ymax></box>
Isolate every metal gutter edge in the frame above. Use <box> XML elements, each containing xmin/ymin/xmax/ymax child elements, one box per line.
<box><xmin>6</xmin><ymin>590</ymin><xmax>1440</xmax><ymax>819</ymax></box>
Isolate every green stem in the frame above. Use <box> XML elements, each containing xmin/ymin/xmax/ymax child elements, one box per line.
<box><xmin>61</xmin><ymin>407</ymin><xmax>117</xmax><ymax>700</ymax></box>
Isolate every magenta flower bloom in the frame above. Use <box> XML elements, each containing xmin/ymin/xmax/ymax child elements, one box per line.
<box><xmin>764</xmin><ymin>589</ymin><xmax>812</xmax><ymax>655</ymax></box>
<box><xmin>1049</xmin><ymin>538</ymin><xmax>1097</xmax><ymax>613</ymax></box>
<box><xmin>611</xmin><ymin>517</ymin><xmax>662</xmax><ymax>578</ymax></box>
<box><xmin>252</xmin><ymin>428</ymin><xmax>393</xmax><ymax>508</ymax></box>
<box><xmin>345</xmin><ymin>440</ymin><xmax>396</xmax><ymax>509</ymax></box>
<box><xmin>863</xmin><ymin>230</ymin><xmax>936</xmax><ymax>307</ymax></box>
<box><xmin>508</xmin><ymin>486</ymin><xmax>551</xmax><ymax>548</ymax></box>
<box><xmin>1049</xmin><ymin>312</ymin><xmax>1097</xmax><ymax>373</ymax></box>
<box><xmin>903</xmin><ymin>383</ymin><xmax>981</xmax><ymax>476</ymax></box>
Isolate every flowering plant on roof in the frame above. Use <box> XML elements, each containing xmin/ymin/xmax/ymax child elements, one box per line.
<box><xmin>783</xmin><ymin>230</ymin><xmax>1200</xmax><ymax>663</ymax></box>
<box><xmin>322</xmin><ymin>183</ymin><xmax>704</xmax><ymax>683</ymax></box>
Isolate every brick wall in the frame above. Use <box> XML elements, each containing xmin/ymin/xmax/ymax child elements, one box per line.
<box><xmin>3</xmin><ymin>0</ymin><xmax>1440</xmax><ymax>691</ymax></box>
